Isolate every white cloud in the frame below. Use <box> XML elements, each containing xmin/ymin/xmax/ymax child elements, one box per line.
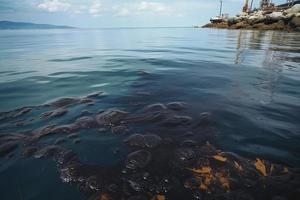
<box><xmin>113</xmin><ymin>1</ymin><xmax>172</xmax><ymax>17</ymax></box>
<box><xmin>37</xmin><ymin>0</ymin><xmax>71</xmax><ymax>12</ymax></box>
<box><xmin>115</xmin><ymin>7</ymin><xmax>131</xmax><ymax>17</ymax></box>
<box><xmin>137</xmin><ymin>1</ymin><xmax>169</xmax><ymax>13</ymax></box>
<box><xmin>89</xmin><ymin>0</ymin><xmax>103</xmax><ymax>16</ymax></box>
<box><xmin>36</xmin><ymin>1</ymin><xmax>175</xmax><ymax>17</ymax></box>
<box><xmin>37</xmin><ymin>0</ymin><xmax>89</xmax><ymax>15</ymax></box>
<box><xmin>73</xmin><ymin>5</ymin><xmax>87</xmax><ymax>14</ymax></box>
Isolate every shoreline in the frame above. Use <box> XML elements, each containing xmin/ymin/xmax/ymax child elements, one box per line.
<box><xmin>202</xmin><ymin>4</ymin><xmax>300</xmax><ymax>32</ymax></box>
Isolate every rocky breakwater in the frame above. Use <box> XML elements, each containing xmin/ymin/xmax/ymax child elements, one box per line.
<box><xmin>203</xmin><ymin>5</ymin><xmax>300</xmax><ymax>31</ymax></box>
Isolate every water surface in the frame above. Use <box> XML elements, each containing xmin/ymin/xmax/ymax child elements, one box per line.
<box><xmin>0</xmin><ymin>28</ymin><xmax>299</xmax><ymax>200</ymax></box>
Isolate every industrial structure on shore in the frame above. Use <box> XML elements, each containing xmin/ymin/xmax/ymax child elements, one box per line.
<box><xmin>210</xmin><ymin>0</ymin><xmax>300</xmax><ymax>23</ymax></box>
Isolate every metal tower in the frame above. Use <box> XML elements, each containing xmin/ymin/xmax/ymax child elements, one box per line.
<box><xmin>260</xmin><ymin>0</ymin><xmax>270</xmax><ymax>8</ymax></box>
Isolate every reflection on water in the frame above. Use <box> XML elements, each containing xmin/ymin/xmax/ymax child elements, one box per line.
<box><xmin>232</xmin><ymin>30</ymin><xmax>300</xmax><ymax>104</ymax></box>
<box><xmin>0</xmin><ymin>28</ymin><xmax>299</xmax><ymax>200</ymax></box>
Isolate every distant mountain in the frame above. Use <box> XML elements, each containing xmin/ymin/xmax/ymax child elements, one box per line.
<box><xmin>0</xmin><ymin>21</ymin><xmax>75</xmax><ymax>30</ymax></box>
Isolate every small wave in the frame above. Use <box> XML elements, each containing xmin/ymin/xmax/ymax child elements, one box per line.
<box><xmin>48</xmin><ymin>56</ymin><xmax>93</xmax><ymax>62</ymax></box>
<box><xmin>0</xmin><ymin>70</ymin><xmax>14</xmax><ymax>75</ymax></box>
<box><xmin>35</xmin><ymin>80</ymin><xmax>50</xmax><ymax>84</ymax></box>
<box><xmin>90</xmin><ymin>83</ymin><xmax>110</xmax><ymax>88</ymax></box>
<box><xmin>7</xmin><ymin>70</ymin><xmax>37</xmax><ymax>75</ymax></box>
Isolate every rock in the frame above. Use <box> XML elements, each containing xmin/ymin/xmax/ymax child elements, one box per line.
<box><xmin>95</xmin><ymin>109</ymin><xmax>128</xmax><ymax>126</ymax></box>
<box><xmin>203</xmin><ymin>6</ymin><xmax>299</xmax><ymax>31</ymax></box>
<box><xmin>269</xmin><ymin>12</ymin><xmax>284</xmax><ymax>20</ymax></box>
<box><xmin>269</xmin><ymin>21</ymin><xmax>286</xmax><ymax>30</ymax></box>
<box><xmin>163</xmin><ymin>115</ymin><xmax>192</xmax><ymax>126</ymax></box>
<box><xmin>248</xmin><ymin>14</ymin><xmax>266</xmax><ymax>25</ymax></box>
<box><xmin>235</xmin><ymin>21</ymin><xmax>248</xmax><ymax>29</ymax></box>
<box><xmin>290</xmin><ymin>16</ymin><xmax>300</xmax><ymax>27</ymax></box>
<box><xmin>252</xmin><ymin>23</ymin><xmax>267</xmax><ymax>29</ymax></box>
<box><xmin>40</xmin><ymin>108</ymin><xmax>68</xmax><ymax>119</ymax></box>
<box><xmin>125</xmin><ymin>150</ymin><xmax>152</xmax><ymax>170</ymax></box>
<box><xmin>166</xmin><ymin>102</ymin><xmax>186</xmax><ymax>111</ymax></box>
<box><xmin>265</xmin><ymin>12</ymin><xmax>283</xmax><ymax>24</ymax></box>
<box><xmin>252</xmin><ymin>21</ymin><xmax>286</xmax><ymax>30</ymax></box>
<box><xmin>203</xmin><ymin>22</ymin><xmax>229</xmax><ymax>29</ymax></box>
<box><xmin>124</xmin><ymin>134</ymin><xmax>162</xmax><ymax>149</ymax></box>
<box><xmin>284</xmin><ymin>13</ymin><xmax>296</xmax><ymax>22</ymax></box>
<box><xmin>0</xmin><ymin>141</ymin><xmax>18</xmax><ymax>157</ymax></box>
<box><xmin>228</xmin><ymin>16</ymin><xmax>241</xmax><ymax>25</ymax></box>
<box><xmin>74</xmin><ymin>116</ymin><xmax>97</xmax><ymax>129</ymax></box>
<box><xmin>284</xmin><ymin>4</ymin><xmax>300</xmax><ymax>15</ymax></box>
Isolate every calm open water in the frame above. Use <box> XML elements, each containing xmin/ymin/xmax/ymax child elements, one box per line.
<box><xmin>0</xmin><ymin>28</ymin><xmax>300</xmax><ymax>200</ymax></box>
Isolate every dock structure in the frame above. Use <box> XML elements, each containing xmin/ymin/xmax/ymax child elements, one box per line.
<box><xmin>260</xmin><ymin>0</ymin><xmax>271</xmax><ymax>9</ymax></box>
<box><xmin>210</xmin><ymin>1</ymin><xmax>229</xmax><ymax>23</ymax></box>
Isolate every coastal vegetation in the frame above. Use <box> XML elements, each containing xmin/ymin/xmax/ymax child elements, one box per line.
<box><xmin>0</xmin><ymin>21</ymin><xmax>75</xmax><ymax>30</ymax></box>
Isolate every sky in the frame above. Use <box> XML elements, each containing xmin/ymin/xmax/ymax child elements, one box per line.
<box><xmin>0</xmin><ymin>0</ymin><xmax>285</xmax><ymax>28</ymax></box>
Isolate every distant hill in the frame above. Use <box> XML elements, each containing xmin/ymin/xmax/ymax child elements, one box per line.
<box><xmin>0</xmin><ymin>21</ymin><xmax>75</xmax><ymax>30</ymax></box>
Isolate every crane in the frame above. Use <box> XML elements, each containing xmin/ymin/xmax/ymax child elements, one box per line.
<box><xmin>260</xmin><ymin>0</ymin><xmax>271</xmax><ymax>8</ymax></box>
<box><xmin>243</xmin><ymin>0</ymin><xmax>254</xmax><ymax>12</ymax></box>
<box><xmin>243</xmin><ymin>0</ymin><xmax>249</xmax><ymax>12</ymax></box>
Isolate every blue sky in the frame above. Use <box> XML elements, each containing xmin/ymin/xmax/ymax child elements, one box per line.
<box><xmin>0</xmin><ymin>0</ymin><xmax>284</xmax><ymax>28</ymax></box>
